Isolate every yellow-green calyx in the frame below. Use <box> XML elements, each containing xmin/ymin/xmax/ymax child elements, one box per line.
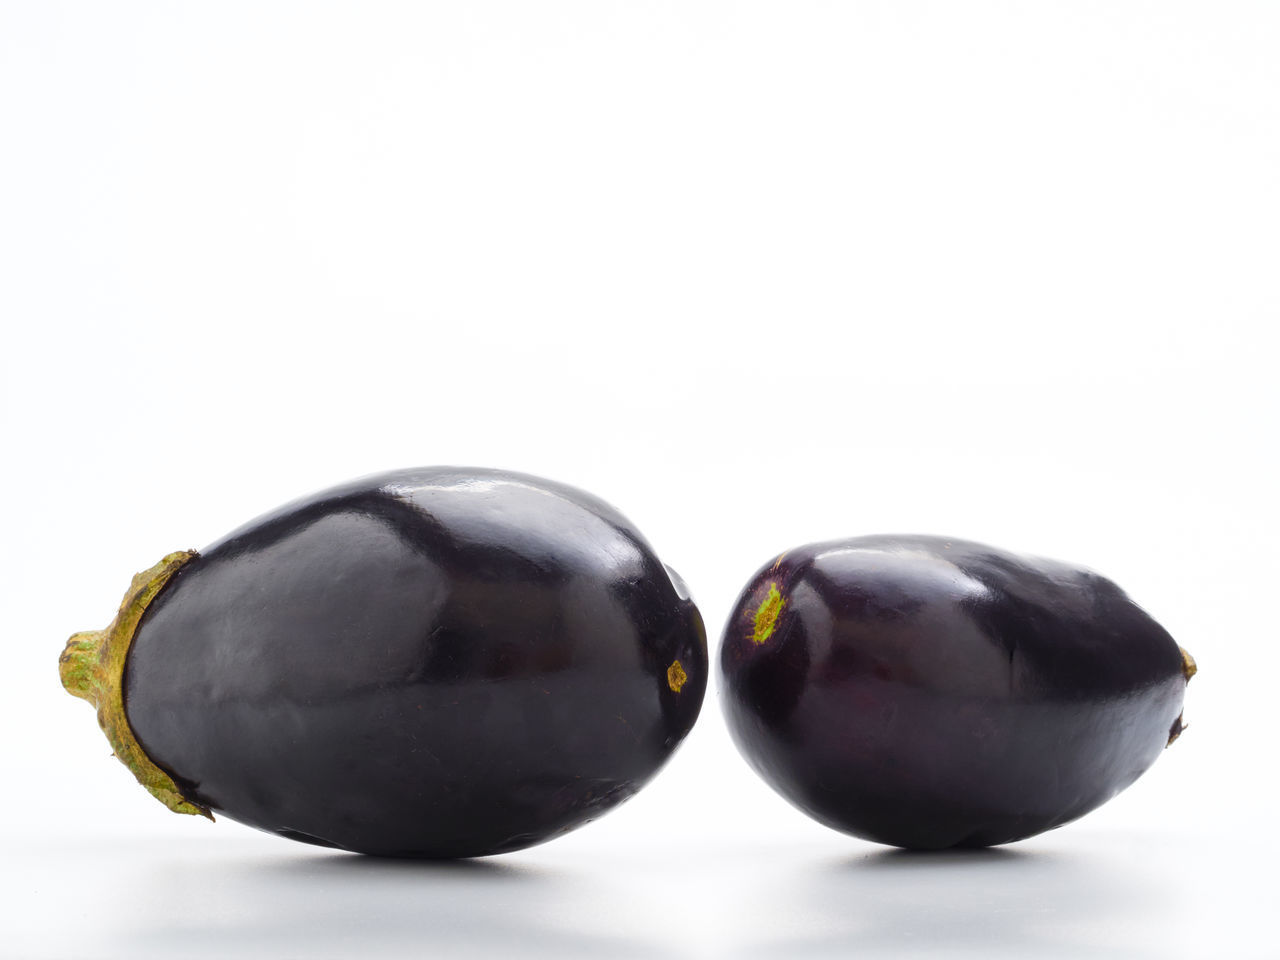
<box><xmin>58</xmin><ymin>550</ymin><xmax>212</xmax><ymax>819</ymax></box>
<box><xmin>1166</xmin><ymin>647</ymin><xmax>1197</xmax><ymax>747</ymax></box>
<box><xmin>751</xmin><ymin>582</ymin><xmax>786</xmax><ymax>645</ymax></box>
<box><xmin>1180</xmin><ymin>647</ymin><xmax>1197</xmax><ymax>682</ymax></box>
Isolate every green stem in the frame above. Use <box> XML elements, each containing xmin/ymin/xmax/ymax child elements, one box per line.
<box><xmin>58</xmin><ymin>550</ymin><xmax>213</xmax><ymax>819</ymax></box>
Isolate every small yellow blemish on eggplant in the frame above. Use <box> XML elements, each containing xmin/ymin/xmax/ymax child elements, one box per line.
<box><xmin>751</xmin><ymin>582</ymin><xmax>786</xmax><ymax>645</ymax></box>
<box><xmin>667</xmin><ymin>660</ymin><xmax>688</xmax><ymax>693</ymax></box>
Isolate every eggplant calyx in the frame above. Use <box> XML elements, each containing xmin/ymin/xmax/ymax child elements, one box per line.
<box><xmin>1179</xmin><ymin>647</ymin><xmax>1197</xmax><ymax>682</ymax></box>
<box><xmin>59</xmin><ymin>550</ymin><xmax>212</xmax><ymax>820</ymax></box>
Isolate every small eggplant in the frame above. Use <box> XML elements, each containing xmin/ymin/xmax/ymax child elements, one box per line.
<box><xmin>719</xmin><ymin>535</ymin><xmax>1194</xmax><ymax>849</ymax></box>
<box><xmin>61</xmin><ymin>467</ymin><xmax>707</xmax><ymax>857</ymax></box>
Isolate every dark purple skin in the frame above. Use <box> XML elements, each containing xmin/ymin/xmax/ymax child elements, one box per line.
<box><xmin>719</xmin><ymin>535</ymin><xmax>1191</xmax><ymax>849</ymax></box>
<box><xmin>124</xmin><ymin>467</ymin><xmax>706</xmax><ymax>857</ymax></box>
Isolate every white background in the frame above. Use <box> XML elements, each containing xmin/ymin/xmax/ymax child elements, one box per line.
<box><xmin>2</xmin><ymin>3</ymin><xmax>1277</xmax><ymax>957</ymax></box>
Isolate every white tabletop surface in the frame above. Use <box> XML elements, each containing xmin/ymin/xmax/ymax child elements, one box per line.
<box><xmin>7</xmin><ymin>819</ymin><xmax>1270</xmax><ymax>959</ymax></box>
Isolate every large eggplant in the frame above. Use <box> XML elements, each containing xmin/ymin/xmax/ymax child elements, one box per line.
<box><xmin>719</xmin><ymin>535</ymin><xmax>1194</xmax><ymax>849</ymax></box>
<box><xmin>61</xmin><ymin>467</ymin><xmax>707</xmax><ymax>857</ymax></box>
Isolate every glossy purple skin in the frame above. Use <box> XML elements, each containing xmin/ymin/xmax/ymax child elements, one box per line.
<box><xmin>124</xmin><ymin>468</ymin><xmax>706</xmax><ymax>857</ymax></box>
<box><xmin>719</xmin><ymin>536</ymin><xmax>1188</xmax><ymax>849</ymax></box>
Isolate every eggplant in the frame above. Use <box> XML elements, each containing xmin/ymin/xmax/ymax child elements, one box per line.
<box><xmin>719</xmin><ymin>535</ymin><xmax>1194</xmax><ymax>849</ymax></box>
<box><xmin>60</xmin><ymin>467</ymin><xmax>707</xmax><ymax>857</ymax></box>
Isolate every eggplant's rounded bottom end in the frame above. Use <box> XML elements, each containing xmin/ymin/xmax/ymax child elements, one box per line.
<box><xmin>292</xmin><ymin>839</ymin><xmax>541</xmax><ymax>860</ymax></box>
<box><xmin>802</xmin><ymin>799</ymin><xmax>1060</xmax><ymax>853</ymax></box>
<box><xmin>262</xmin><ymin>819</ymin><xmax>575</xmax><ymax>859</ymax></box>
<box><xmin>852</xmin><ymin>829</ymin><xmax>1012</xmax><ymax>853</ymax></box>
<box><xmin>275</xmin><ymin>828</ymin><xmax>343</xmax><ymax>849</ymax></box>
